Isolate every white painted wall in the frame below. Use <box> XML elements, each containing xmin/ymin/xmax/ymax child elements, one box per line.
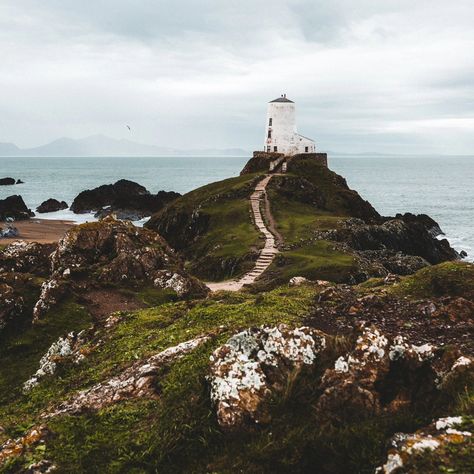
<box><xmin>264</xmin><ymin>96</ymin><xmax>315</xmax><ymax>155</ymax></box>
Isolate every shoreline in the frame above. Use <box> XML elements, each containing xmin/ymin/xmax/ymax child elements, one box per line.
<box><xmin>1</xmin><ymin>219</ymin><xmax>76</xmax><ymax>244</ymax></box>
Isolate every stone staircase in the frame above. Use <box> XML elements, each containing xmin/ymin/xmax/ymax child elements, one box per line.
<box><xmin>206</xmin><ymin>175</ymin><xmax>279</xmax><ymax>292</ymax></box>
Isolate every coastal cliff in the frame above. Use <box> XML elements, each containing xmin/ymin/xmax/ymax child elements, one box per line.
<box><xmin>0</xmin><ymin>157</ymin><xmax>472</xmax><ymax>473</ymax></box>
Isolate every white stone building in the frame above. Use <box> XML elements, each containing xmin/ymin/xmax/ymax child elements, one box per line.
<box><xmin>264</xmin><ymin>94</ymin><xmax>316</xmax><ymax>155</ymax></box>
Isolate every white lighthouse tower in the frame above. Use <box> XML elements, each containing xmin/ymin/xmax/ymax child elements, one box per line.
<box><xmin>264</xmin><ymin>94</ymin><xmax>315</xmax><ymax>155</ymax></box>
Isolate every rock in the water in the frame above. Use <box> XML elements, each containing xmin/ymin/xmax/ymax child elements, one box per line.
<box><xmin>0</xmin><ymin>195</ymin><xmax>34</xmax><ymax>221</ymax></box>
<box><xmin>0</xmin><ymin>177</ymin><xmax>16</xmax><ymax>186</ymax></box>
<box><xmin>16</xmin><ymin>179</ymin><xmax>24</xmax><ymax>184</ymax></box>
<box><xmin>70</xmin><ymin>179</ymin><xmax>180</xmax><ymax>219</ymax></box>
<box><xmin>36</xmin><ymin>198</ymin><xmax>68</xmax><ymax>214</ymax></box>
<box><xmin>209</xmin><ymin>324</ymin><xmax>326</xmax><ymax>429</ymax></box>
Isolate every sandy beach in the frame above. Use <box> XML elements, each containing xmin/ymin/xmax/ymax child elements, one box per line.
<box><xmin>1</xmin><ymin>219</ymin><xmax>75</xmax><ymax>244</ymax></box>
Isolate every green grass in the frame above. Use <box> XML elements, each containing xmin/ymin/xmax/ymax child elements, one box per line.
<box><xmin>0</xmin><ymin>300</ymin><xmax>92</xmax><ymax>405</ymax></box>
<box><xmin>0</xmin><ymin>286</ymin><xmax>318</xmax><ymax>472</ymax></box>
<box><xmin>390</xmin><ymin>261</ymin><xmax>474</xmax><ymax>299</ymax></box>
<box><xmin>1</xmin><ymin>282</ymin><xmax>472</xmax><ymax>473</ymax></box>
<box><xmin>255</xmin><ymin>240</ymin><xmax>358</xmax><ymax>290</ymax></box>
<box><xmin>147</xmin><ymin>173</ymin><xmax>264</xmax><ymax>281</ymax></box>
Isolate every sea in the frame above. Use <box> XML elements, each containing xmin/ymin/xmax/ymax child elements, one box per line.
<box><xmin>0</xmin><ymin>155</ymin><xmax>473</xmax><ymax>261</ymax></box>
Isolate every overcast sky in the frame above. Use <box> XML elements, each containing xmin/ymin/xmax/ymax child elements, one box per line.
<box><xmin>1</xmin><ymin>0</ymin><xmax>474</xmax><ymax>153</ymax></box>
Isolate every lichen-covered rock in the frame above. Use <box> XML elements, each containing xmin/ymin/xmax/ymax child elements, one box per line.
<box><xmin>316</xmin><ymin>327</ymin><xmax>459</xmax><ymax>422</ymax></box>
<box><xmin>0</xmin><ymin>282</ymin><xmax>24</xmax><ymax>331</ymax></box>
<box><xmin>32</xmin><ymin>279</ymin><xmax>67</xmax><ymax>321</ymax></box>
<box><xmin>23</xmin><ymin>331</ymin><xmax>87</xmax><ymax>392</ymax></box>
<box><xmin>376</xmin><ymin>416</ymin><xmax>473</xmax><ymax>473</ymax></box>
<box><xmin>0</xmin><ymin>241</ymin><xmax>54</xmax><ymax>276</ymax></box>
<box><xmin>288</xmin><ymin>276</ymin><xmax>310</xmax><ymax>287</ymax></box>
<box><xmin>209</xmin><ymin>325</ymin><xmax>326</xmax><ymax>429</ymax></box>
<box><xmin>0</xmin><ymin>426</ymin><xmax>50</xmax><ymax>466</ymax></box>
<box><xmin>48</xmin><ymin>216</ymin><xmax>208</xmax><ymax>298</ymax></box>
<box><xmin>46</xmin><ymin>335</ymin><xmax>210</xmax><ymax>416</ymax></box>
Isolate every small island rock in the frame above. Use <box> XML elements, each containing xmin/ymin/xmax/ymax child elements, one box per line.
<box><xmin>0</xmin><ymin>195</ymin><xmax>34</xmax><ymax>221</ymax></box>
<box><xmin>36</xmin><ymin>199</ymin><xmax>68</xmax><ymax>214</ymax></box>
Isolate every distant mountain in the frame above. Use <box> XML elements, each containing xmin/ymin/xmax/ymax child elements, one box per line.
<box><xmin>0</xmin><ymin>142</ymin><xmax>21</xmax><ymax>156</ymax></box>
<box><xmin>0</xmin><ymin>135</ymin><xmax>250</xmax><ymax>157</ymax></box>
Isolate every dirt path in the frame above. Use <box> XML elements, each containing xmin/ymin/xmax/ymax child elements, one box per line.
<box><xmin>207</xmin><ymin>175</ymin><xmax>279</xmax><ymax>292</ymax></box>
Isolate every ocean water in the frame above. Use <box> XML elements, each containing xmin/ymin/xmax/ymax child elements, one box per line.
<box><xmin>0</xmin><ymin>155</ymin><xmax>473</xmax><ymax>260</ymax></box>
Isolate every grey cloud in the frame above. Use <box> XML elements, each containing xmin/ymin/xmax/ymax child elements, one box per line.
<box><xmin>0</xmin><ymin>1</ymin><xmax>474</xmax><ymax>153</ymax></box>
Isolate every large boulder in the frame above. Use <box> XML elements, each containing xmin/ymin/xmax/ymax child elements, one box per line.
<box><xmin>71</xmin><ymin>179</ymin><xmax>148</xmax><ymax>213</ymax></box>
<box><xmin>70</xmin><ymin>179</ymin><xmax>180</xmax><ymax>219</ymax></box>
<box><xmin>32</xmin><ymin>216</ymin><xmax>208</xmax><ymax>319</ymax></box>
<box><xmin>36</xmin><ymin>198</ymin><xmax>68</xmax><ymax>214</ymax></box>
<box><xmin>209</xmin><ymin>325</ymin><xmax>326</xmax><ymax>430</ymax></box>
<box><xmin>0</xmin><ymin>195</ymin><xmax>34</xmax><ymax>221</ymax></box>
<box><xmin>0</xmin><ymin>177</ymin><xmax>16</xmax><ymax>186</ymax></box>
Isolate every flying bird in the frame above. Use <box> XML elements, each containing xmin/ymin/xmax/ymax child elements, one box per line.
<box><xmin>126</xmin><ymin>125</ymin><xmax>131</xmax><ymax>131</ymax></box>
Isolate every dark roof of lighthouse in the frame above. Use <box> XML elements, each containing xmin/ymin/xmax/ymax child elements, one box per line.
<box><xmin>270</xmin><ymin>96</ymin><xmax>294</xmax><ymax>103</ymax></box>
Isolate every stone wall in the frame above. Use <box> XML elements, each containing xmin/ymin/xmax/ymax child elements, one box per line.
<box><xmin>289</xmin><ymin>153</ymin><xmax>328</xmax><ymax>168</ymax></box>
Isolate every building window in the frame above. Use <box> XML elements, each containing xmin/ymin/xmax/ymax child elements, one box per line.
<box><xmin>269</xmin><ymin>118</ymin><xmax>272</xmax><ymax>126</ymax></box>
<box><xmin>274</xmin><ymin>146</ymin><xmax>278</xmax><ymax>152</ymax></box>
<box><xmin>266</xmin><ymin>146</ymin><xmax>271</xmax><ymax>152</ymax></box>
<box><xmin>305</xmin><ymin>146</ymin><xmax>309</xmax><ymax>153</ymax></box>
<box><xmin>267</xmin><ymin>130</ymin><xmax>271</xmax><ymax>139</ymax></box>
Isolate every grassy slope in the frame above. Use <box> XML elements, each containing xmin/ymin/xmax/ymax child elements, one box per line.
<box><xmin>2</xmin><ymin>281</ymin><xmax>471</xmax><ymax>473</ymax></box>
<box><xmin>258</xmin><ymin>160</ymin><xmax>363</xmax><ymax>287</ymax></box>
<box><xmin>390</xmin><ymin>261</ymin><xmax>474</xmax><ymax>299</ymax></box>
<box><xmin>1</xmin><ymin>265</ymin><xmax>473</xmax><ymax>472</ymax></box>
<box><xmin>147</xmin><ymin>173</ymin><xmax>264</xmax><ymax>281</ymax></box>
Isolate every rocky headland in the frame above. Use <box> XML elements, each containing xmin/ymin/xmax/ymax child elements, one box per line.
<box><xmin>0</xmin><ymin>154</ymin><xmax>472</xmax><ymax>473</ymax></box>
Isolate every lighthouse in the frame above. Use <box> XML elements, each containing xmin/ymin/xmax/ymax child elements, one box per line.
<box><xmin>264</xmin><ymin>94</ymin><xmax>316</xmax><ymax>156</ymax></box>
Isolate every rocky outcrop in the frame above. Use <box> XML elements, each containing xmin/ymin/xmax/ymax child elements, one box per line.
<box><xmin>209</xmin><ymin>325</ymin><xmax>326</xmax><ymax>429</ymax></box>
<box><xmin>335</xmin><ymin>216</ymin><xmax>458</xmax><ymax>264</ymax></box>
<box><xmin>209</xmin><ymin>324</ymin><xmax>473</xmax><ymax>432</ymax></box>
<box><xmin>32</xmin><ymin>217</ymin><xmax>208</xmax><ymax>319</ymax></box>
<box><xmin>376</xmin><ymin>416</ymin><xmax>473</xmax><ymax>473</ymax></box>
<box><xmin>36</xmin><ymin>198</ymin><xmax>68</xmax><ymax>214</ymax></box>
<box><xmin>71</xmin><ymin>179</ymin><xmax>148</xmax><ymax>213</ymax></box>
<box><xmin>23</xmin><ymin>331</ymin><xmax>87</xmax><ymax>392</ymax></box>
<box><xmin>315</xmin><ymin>327</ymin><xmax>441</xmax><ymax>422</ymax></box>
<box><xmin>47</xmin><ymin>335</ymin><xmax>210</xmax><ymax>416</ymax></box>
<box><xmin>0</xmin><ymin>195</ymin><xmax>34</xmax><ymax>221</ymax></box>
<box><xmin>0</xmin><ymin>177</ymin><xmax>16</xmax><ymax>186</ymax></box>
<box><xmin>240</xmin><ymin>152</ymin><xmax>284</xmax><ymax>175</ymax></box>
<box><xmin>0</xmin><ymin>282</ymin><xmax>24</xmax><ymax>331</ymax></box>
<box><xmin>70</xmin><ymin>179</ymin><xmax>180</xmax><ymax>219</ymax></box>
<box><xmin>0</xmin><ymin>241</ymin><xmax>55</xmax><ymax>276</ymax></box>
